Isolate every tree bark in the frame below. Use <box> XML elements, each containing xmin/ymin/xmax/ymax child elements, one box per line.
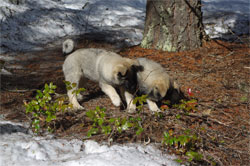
<box><xmin>141</xmin><ymin>0</ymin><xmax>204</xmax><ymax>52</ymax></box>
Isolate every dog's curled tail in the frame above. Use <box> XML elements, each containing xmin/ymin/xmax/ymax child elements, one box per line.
<box><xmin>62</xmin><ymin>39</ymin><xmax>75</xmax><ymax>56</ymax></box>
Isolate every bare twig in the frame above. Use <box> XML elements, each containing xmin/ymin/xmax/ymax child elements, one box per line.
<box><xmin>3</xmin><ymin>88</ymin><xmax>38</xmax><ymax>92</ymax></box>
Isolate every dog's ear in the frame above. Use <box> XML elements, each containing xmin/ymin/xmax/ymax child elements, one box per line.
<box><xmin>173</xmin><ymin>81</ymin><xmax>180</xmax><ymax>93</ymax></box>
<box><xmin>117</xmin><ymin>71</ymin><xmax>127</xmax><ymax>80</ymax></box>
<box><xmin>131</xmin><ymin>65</ymin><xmax>144</xmax><ymax>72</ymax></box>
<box><xmin>117</xmin><ymin>71</ymin><xmax>123</xmax><ymax>77</ymax></box>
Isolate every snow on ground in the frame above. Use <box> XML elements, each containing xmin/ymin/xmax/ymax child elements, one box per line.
<box><xmin>0</xmin><ymin>120</ymin><xmax>180</xmax><ymax>166</ymax></box>
<box><xmin>0</xmin><ymin>0</ymin><xmax>146</xmax><ymax>54</ymax></box>
<box><xmin>0</xmin><ymin>0</ymin><xmax>249</xmax><ymax>54</ymax></box>
<box><xmin>202</xmin><ymin>0</ymin><xmax>249</xmax><ymax>39</ymax></box>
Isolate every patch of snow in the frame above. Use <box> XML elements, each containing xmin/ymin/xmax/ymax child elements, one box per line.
<box><xmin>0</xmin><ymin>0</ymin><xmax>146</xmax><ymax>54</ymax></box>
<box><xmin>0</xmin><ymin>0</ymin><xmax>248</xmax><ymax>54</ymax></box>
<box><xmin>0</xmin><ymin>68</ymin><xmax>12</xmax><ymax>75</ymax></box>
<box><xmin>0</xmin><ymin>120</ymin><xmax>180</xmax><ymax>166</ymax></box>
<box><xmin>202</xmin><ymin>0</ymin><xmax>249</xmax><ymax>39</ymax></box>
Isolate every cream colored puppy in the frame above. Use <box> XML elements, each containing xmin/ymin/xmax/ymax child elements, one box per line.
<box><xmin>135</xmin><ymin>58</ymin><xmax>180</xmax><ymax>112</ymax></box>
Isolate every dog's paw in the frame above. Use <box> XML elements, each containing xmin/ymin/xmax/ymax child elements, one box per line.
<box><xmin>127</xmin><ymin>107</ymin><xmax>136</xmax><ymax>114</ymax></box>
<box><xmin>147</xmin><ymin>100</ymin><xmax>161</xmax><ymax>113</ymax></box>
<box><xmin>149</xmin><ymin>106</ymin><xmax>162</xmax><ymax>113</ymax></box>
<box><xmin>127</xmin><ymin>103</ymin><xmax>137</xmax><ymax>113</ymax></box>
<box><xmin>73</xmin><ymin>104</ymin><xmax>84</xmax><ymax>111</ymax></box>
<box><xmin>70</xmin><ymin>97</ymin><xmax>84</xmax><ymax>110</ymax></box>
<box><xmin>110</xmin><ymin>96</ymin><xmax>121</xmax><ymax>107</ymax></box>
<box><xmin>150</xmin><ymin>107</ymin><xmax>162</xmax><ymax>113</ymax></box>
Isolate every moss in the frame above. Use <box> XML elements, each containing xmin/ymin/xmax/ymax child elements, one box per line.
<box><xmin>141</xmin><ymin>25</ymin><xmax>154</xmax><ymax>49</ymax></box>
<box><xmin>160</xmin><ymin>25</ymin><xmax>176</xmax><ymax>52</ymax></box>
<box><xmin>167</xmin><ymin>8</ymin><xmax>172</xmax><ymax>15</ymax></box>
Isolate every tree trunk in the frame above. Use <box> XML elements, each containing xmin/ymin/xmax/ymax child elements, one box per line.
<box><xmin>141</xmin><ymin>0</ymin><xmax>204</xmax><ymax>52</ymax></box>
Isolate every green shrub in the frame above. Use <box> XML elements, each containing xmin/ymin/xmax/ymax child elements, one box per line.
<box><xmin>25</xmin><ymin>82</ymin><xmax>85</xmax><ymax>133</ymax></box>
<box><xmin>86</xmin><ymin>106</ymin><xmax>110</xmax><ymax>137</ymax></box>
<box><xmin>163</xmin><ymin>129</ymin><xmax>203</xmax><ymax>162</ymax></box>
<box><xmin>86</xmin><ymin>106</ymin><xmax>143</xmax><ymax>137</ymax></box>
<box><xmin>172</xmin><ymin>99</ymin><xmax>198</xmax><ymax>112</ymax></box>
<box><xmin>133</xmin><ymin>95</ymin><xmax>147</xmax><ymax>112</ymax></box>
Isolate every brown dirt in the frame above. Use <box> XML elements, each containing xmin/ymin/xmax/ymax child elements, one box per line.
<box><xmin>0</xmin><ymin>39</ymin><xmax>249</xmax><ymax>166</ymax></box>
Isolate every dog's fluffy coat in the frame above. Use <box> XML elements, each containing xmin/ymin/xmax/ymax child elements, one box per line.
<box><xmin>135</xmin><ymin>58</ymin><xmax>180</xmax><ymax>112</ymax></box>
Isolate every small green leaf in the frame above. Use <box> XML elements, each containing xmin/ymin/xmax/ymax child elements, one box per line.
<box><xmin>98</xmin><ymin>119</ymin><xmax>104</xmax><ymax>126</ymax></box>
<box><xmin>78</xmin><ymin>88</ymin><xmax>85</xmax><ymax>92</ymax></box>
<box><xmin>122</xmin><ymin>122</ymin><xmax>130</xmax><ymax>130</ymax></box>
<box><xmin>34</xmin><ymin>105</ymin><xmax>40</xmax><ymax>111</ymax></box>
<box><xmin>176</xmin><ymin>114</ymin><xmax>181</xmax><ymax>119</ymax></box>
<box><xmin>87</xmin><ymin>127</ymin><xmax>99</xmax><ymax>137</ymax></box>
<box><xmin>136</xmin><ymin>127</ymin><xmax>143</xmax><ymax>135</ymax></box>
<box><xmin>169</xmin><ymin>138</ymin><xmax>175</xmax><ymax>145</ymax></box>
<box><xmin>184</xmin><ymin>129</ymin><xmax>191</xmax><ymax>135</ymax></box>
<box><xmin>101</xmin><ymin>126</ymin><xmax>111</xmax><ymax>135</ymax></box>
<box><xmin>186</xmin><ymin>151</ymin><xmax>203</xmax><ymax>161</ymax></box>
<box><xmin>72</xmin><ymin>83</ymin><xmax>77</xmax><ymax>88</ymax></box>
<box><xmin>175</xmin><ymin>159</ymin><xmax>183</xmax><ymax>163</ymax></box>
<box><xmin>164</xmin><ymin>100</ymin><xmax>171</xmax><ymax>105</ymax></box>
<box><xmin>240</xmin><ymin>96</ymin><xmax>248</xmax><ymax>102</ymax></box>
<box><xmin>109</xmin><ymin>118</ymin><xmax>115</xmax><ymax>123</ymax></box>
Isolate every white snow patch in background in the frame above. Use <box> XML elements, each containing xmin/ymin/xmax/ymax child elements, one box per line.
<box><xmin>0</xmin><ymin>0</ymin><xmax>146</xmax><ymax>54</ymax></box>
<box><xmin>0</xmin><ymin>120</ymin><xmax>180</xmax><ymax>166</ymax></box>
<box><xmin>202</xmin><ymin>0</ymin><xmax>249</xmax><ymax>39</ymax></box>
<box><xmin>0</xmin><ymin>0</ymin><xmax>249</xmax><ymax>54</ymax></box>
<box><xmin>0</xmin><ymin>68</ymin><xmax>12</xmax><ymax>75</ymax></box>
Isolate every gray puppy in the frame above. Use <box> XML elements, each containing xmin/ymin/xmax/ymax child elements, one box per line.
<box><xmin>135</xmin><ymin>58</ymin><xmax>180</xmax><ymax>112</ymax></box>
<box><xmin>62</xmin><ymin>39</ymin><xmax>142</xmax><ymax>111</ymax></box>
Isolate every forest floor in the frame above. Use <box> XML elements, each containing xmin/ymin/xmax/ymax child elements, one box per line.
<box><xmin>1</xmin><ymin>38</ymin><xmax>249</xmax><ymax>165</ymax></box>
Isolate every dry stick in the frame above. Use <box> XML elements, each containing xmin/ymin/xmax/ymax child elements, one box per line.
<box><xmin>187</xmin><ymin>112</ymin><xmax>232</xmax><ymax>127</ymax></box>
<box><xmin>202</xmin><ymin>135</ymin><xmax>233</xmax><ymax>165</ymax></box>
<box><xmin>188</xmin><ymin>112</ymin><xmax>250</xmax><ymax>136</ymax></box>
<box><xmin>4</xmin><ymin>88</ymin><xmax>38</xmax><ymax>92</ymax></box>
<box><xmin>203</xmin><ymin>151</ymin><xmax>224</xmax><ymax>166</ymax></box>
<box><xmin>213</xmin><ymin>40</ymin><xmax>233</xmax><ymax>51</ymax></box>
<box><xmin>143</xmin><ymin>137</ymin><xmax>151</xmax><ymax>145</ymax></box>
<box><xmin>108</xmin><ymin>128</ymin><xmax>115</xmax><ymax>146</ymax></box>
<box><xmin>226</xmin><ymin>25</ymin><xmax>245</xmax><ymax>44</ymax></box>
